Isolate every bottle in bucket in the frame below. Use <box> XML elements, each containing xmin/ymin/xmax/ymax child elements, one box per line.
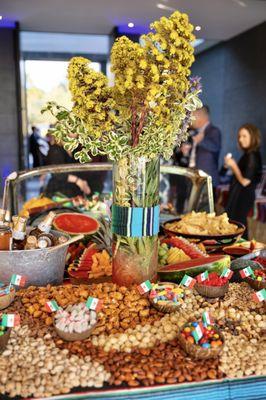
<box><xmin>24</xmin><ymin>235</ymin><xmax>38</xmax><ymax>250</ymax></box>
<box><xmin>0</xmin><ymin>209</ymin><xmax>6</xmax><ymax>226</ymax></box>
<box><xmin>30</xmin><ymin>211</ymin><xmax>56</xmax><ymax>238</ymax></box>
<box><xmin>12</xmin><ymin>217</ymin><xmax>27</xmax><ymax>250</ymax></box>
<box><xmin>0</xmin><ymin>209</ymin><xmax>12</xmax><ymax>250</ymax></box>
<box><xmin>37</xmin><ymin>233</ymin><xmax>56</xmax><ymax>249</ymax></box>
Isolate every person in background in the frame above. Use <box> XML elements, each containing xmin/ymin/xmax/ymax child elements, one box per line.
<box><xmin>224</xmin><ymin>123</ymin><xmax>262</xmax><ymax>238</ymax></box>
<box><xmin>190</xmin><ymin>105</ymin><xmax>222</xmax><ymax>197</ymax></box>
<box><xmin>171</xmin><ymin>139</ymin><xmax>193</xmax><ymax>213</ymax></box>
<box><xmin>29</xmin><ymin>126</ymin><xmax>42</xmax><ymax>167</ymax></box>
<box><xmin>44</xmin><ymin>139</ymin><xmax>91</xmax><ymax>197</ymax></box>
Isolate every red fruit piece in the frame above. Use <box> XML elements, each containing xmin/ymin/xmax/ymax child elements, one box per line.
<box><xmin>161</xmin><ymin>237</ymin><xmax>207</xmax><ymax>259</ymax></box>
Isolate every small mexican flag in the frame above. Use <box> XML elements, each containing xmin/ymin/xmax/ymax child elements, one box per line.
<box><xmin>10</xmin><ymin>274</ymin><xmax>26</xmax><ymax>287</ymax></box>
<box><xmin>192</xmin><ymin>322</ymin><xmax>204</xmax><ymax>343</ymax></box>
<box><xmin>180</xmin><ymin>274</ymin><xmax>196</xmax><ymax>289</ymax></box>
<box><xmin>1</xmin><ymin>314</ymin><xmax>20</xmax><ymax>327</ymax></box>
<box><xmin>197</xmin><ymin>271</ymin><xmax>209</xmax><ymax>283</ymax></box>
<box><xmin>45</xmin><ymin>300</ymin><xmax>59</xmax><ymax>312</ymax></box>
<box><xmin>239</xmin><ymin>267</ymin><xmax>254</xmax><ymax>279</ymax></box>
<box><xmin>220</xmin><ymin>268</ymin><xmax>233</xmax><ymax>280</ymax></box>
<box><xmin>137</xmin><ymin>280</ymin><xmax>152</xmax><ymax>295</ymax></box>
<box><xmin>86</xmin><ymin>296</ymin><xmax>103</xmax><ymax>312</ymax></box>
<box><xmin>202</xmin><ymin>311</ymin><xmax>214</xmax><ymax>326</ymax></box>
<box><xmin>252</xmin><ymin>289</ymin><xmax>266</xmax><ymax>303</ymax></box>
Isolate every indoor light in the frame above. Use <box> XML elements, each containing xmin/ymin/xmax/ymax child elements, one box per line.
<box><xmin>128</xmin><ymin>22</ymin><xmax>134</xmax><ymax>28</ymax></box>
<box><xmin>195</xmin><ymin>25</ymin><xmax>201</xmax><ymax>31</ymax></box>
<box><xmin>233</xmin><ymin>0</ymin><xmax>247</xmax><ymax>7</ymax></box>
<box><xmin>0</xmin><ymin>16</ymin><xmax>3</xmax><ymax>20</ymax></box>
<box><xmin>157</xmin><ymin>3</ymin><xmax>175</xmax><ymax>11</ymax></box>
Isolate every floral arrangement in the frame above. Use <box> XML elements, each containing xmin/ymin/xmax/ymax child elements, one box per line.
<box><xmin>42</xmin><ymin>11</ymin><xmax>202</xmax><ymax>163</ymax></box>
<box><xmin>42</xmin><ymin>10</ymin><xmax>202</xmax><ymax>286</ymax></box>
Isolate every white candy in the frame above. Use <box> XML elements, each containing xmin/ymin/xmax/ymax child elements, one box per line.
<box><xmin>55</xmin><ymin>302</ymin><xmax>97</xmax><ymax>334</ymax></box>
<box><xmin>68</xmin><ymin>322</ymin><xmax>74</xmax><ymax>333</ymax></box>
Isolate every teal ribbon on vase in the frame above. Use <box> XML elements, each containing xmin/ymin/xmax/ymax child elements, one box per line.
<box><xmin>112</xmin><ymin>204</ymin><xmax>160</xmax><ymax>237</ymax></box>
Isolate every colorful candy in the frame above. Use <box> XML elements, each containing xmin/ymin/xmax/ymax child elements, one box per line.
<box><xmin>180</xmin><ymin>321</ymin><xmax>223</xmax><ymax>349</ymax></box>
<box><xmin>252</xmin><ymin>269</ymin><xmax>266</xmax><ymax>282</ymax></box>
<box><xmin>149</xmin><ymin>283</ymin><xmax>185</xmax><ymax>306</ymax></box>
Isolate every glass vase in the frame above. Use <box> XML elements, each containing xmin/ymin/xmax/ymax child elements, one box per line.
<box><xmin>112</xmin><ymin>156</ymin><xmax>160</xmax><ymax>286</ymax></box>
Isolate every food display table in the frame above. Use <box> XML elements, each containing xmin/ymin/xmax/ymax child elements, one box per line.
<box><xmin>0</xmin><ymin>277</ymin><xmax>265</xmax><ymax>400</ymax></box>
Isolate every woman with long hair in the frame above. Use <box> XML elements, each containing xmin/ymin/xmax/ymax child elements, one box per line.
<box><xmin>225</xmin><ymin>123</ymin><xmax>262</xmax><ymax>238</ymax></box>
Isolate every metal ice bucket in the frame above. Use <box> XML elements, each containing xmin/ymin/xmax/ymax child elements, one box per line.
<box><xmin>0</xmin><ymin>229</ymin><xmax>81</xmax><ymax>287</ymax></box>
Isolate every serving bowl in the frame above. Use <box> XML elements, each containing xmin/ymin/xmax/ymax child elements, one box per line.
<box><xmin>54</xmin><ymin>322</ymin><xmax>97</xmax><ymax>342</ymax></box>
<box><xmin>0</xmin><ymin>328</ymin><xmax>11</xmax><ymax>353</ymax></box>
<box><xmin>163</xmin><ymin>218</ymin><xmax>245</xmax><ymax>249</ymax></box>
<box><xmin>0</xmin><ymin>286</ymin><xmax>15</xmax><ymax>310</ymax></box>
<box><xmin>177</xmin><ymin>323</ymin><xmax>224</xmax><ymax>360</ymax></box>
<box><xmin>195</xmin><ymin>281</ymin><xmax>229</xmax><ymax>298</ymax></box>
<box><xmin>149</xmin><ymin>282</ymin><xmax>185</xmax><ymax>313</ymax></box>
<box><xmin>245</xmin><ymin>277</ymin><xmax>266</xmax><ymax>291</ymax></box>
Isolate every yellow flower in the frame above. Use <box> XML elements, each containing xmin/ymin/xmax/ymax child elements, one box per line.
<box><xmin>63</xmin><ymin>9</ymin><xmax>198</xmax><ymax>154</ymax></box>
<box><xmin>139</xmin><ymin>59</ymin><xmax>147</xmax><ymax>69</ymax></box>
<box><xmin>150</xmin><ymin>64</ymin><xmax>158</xmax><ymax>75</ymax></box>
<box><xmin>156</xmin><ymin>54</ymin><xmax>164</xmax><ymax>62</ymax></box>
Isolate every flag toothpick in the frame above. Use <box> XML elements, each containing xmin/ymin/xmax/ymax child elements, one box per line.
<box><xmin>180</xmin><ymin>274</ymin><xmax>196</xmax><ymax>289</ymax></box>
<box><xmin>137</xmin><ymin>280</ymin><xmax>152</xmax><ymax>295</ymax></box>
<box><xmin>86</xmin><ymin>297</ymin><xmax>103</xmax><ymax>312</ymax></box>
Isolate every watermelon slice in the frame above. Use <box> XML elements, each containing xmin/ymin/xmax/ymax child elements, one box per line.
<box><xmin>158</xmin><ymin>255</ymin><xmax>230</xmax><ymax>283</ymax></box>
<box><xmin>161</xmin><ymin>237</ymin><xmax>208</xmax><ymax>259</ymax></box>
<box><xmin>68</xmin><ymin>243</ymin><xmax>98</xmax><ymax>272</ymax></box>
<box><xmin>68</xmin><ymin>270</ymin><xmax>89</xmax><ymax>279</ymax></box>
<box><xmin>78</xmin><ymin>244</ymin><xmax>98</xmax><ymax>270</ymax></box>
<box><xmin>53</xmin><ymin>213</ymin><xmax>99</xmax><ymax>235</ymax></box>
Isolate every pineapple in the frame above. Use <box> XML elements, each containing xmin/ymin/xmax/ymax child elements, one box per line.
<box><xmin>89</xmin><ymin>216</ymin><xmax>112</xmax><ymax>255</ymax></box>
<box><xmin>167</xmin><ymin>247</ymin><xmax>190</xmax><ymax>264</ymax></box>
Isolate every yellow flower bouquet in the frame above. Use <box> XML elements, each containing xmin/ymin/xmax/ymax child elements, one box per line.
<box><xmin>43</xmin><ymin>10</ymin><xmax>202</xmax><ymax>286</ymax></box>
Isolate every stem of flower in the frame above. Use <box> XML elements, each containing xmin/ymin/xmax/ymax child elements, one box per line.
<box><xmin>131</xmin><ymin>102</ymin><xmax>137</xmax><ymax>146</ymax></box>
<box><xmin>133</xmin><ymin>107</ymin><xmax>147</xmax><ymax>147</ymax></box>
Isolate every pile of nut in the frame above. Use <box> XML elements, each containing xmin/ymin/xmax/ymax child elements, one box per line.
<box><xmin>57</xmin><ymin>312</ymin><xmax>186</xmax><ymax>355</ymax></box>
<box><xmin>0</xmin><ymin>326</ymin><xmax>110</xmax><ymax>398</ymax></box>
<box><xmin>220</xmin><ymin>332</ymin><xmax>266</xmax><ymax>378</ymax></box>
<box><xmin>105</xmin><ymin>340</ymin><xmax>223</xmax><ymax>387</ymax></box>
<box><xmin>18</xmin><ymin>283</ymin><xmax>163</xmax><ymax>334</ymax></box>
<box><xmin>0</xmin><ymin>281</ymin><xmax>265</xmax><ymax>398</ymax></box>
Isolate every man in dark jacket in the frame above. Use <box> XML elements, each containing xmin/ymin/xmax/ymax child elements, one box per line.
<box><xmin>190</xmin><ymin>105</ymin><xmax>221</xmax><ymax>189</ymax></box>
<box><xmin>29</xmin><ymin>126</ymin><xmax>42</xmax><ymax>167</ymax></box>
